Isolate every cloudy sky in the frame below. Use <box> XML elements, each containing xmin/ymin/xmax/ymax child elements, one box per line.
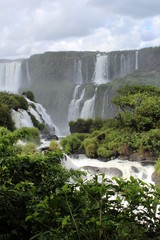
<box><xmin>1</xmin><ymin>0</ymin><xmax>160</xmax><ymax>59</ymax></box>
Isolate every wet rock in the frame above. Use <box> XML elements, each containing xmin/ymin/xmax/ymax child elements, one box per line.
<box><xmin>131</xmin><ymin>166</ymin><xmax>139</xmax><ymax>173</ymax></box>
<box><xmin>129</xmin><ymin>152</ymin><xmax>144</xmax><ymax>161</ymax></box>
<box><xmin>40</xmin><ymin>146</ymin><xmax>50</xmax><ymax>152</ymax></box>
<box><xmin>82</xmin><ymin>166</ymin><xmax>99</xmax><ymax>173</ymax></box>
<box><xmin>118</xmin><ymin>155</ymin><xmax>128</xmax><ymax>160</ymax></box>
<box><xmin>82</xmin><ymin>166</ymin><xmax>123</xmax><ymax>178</ymax></box>
<box><xmin>105</xmin><ymin>168</ymin><xmax>123</xmax><ymax>178</ymax></box>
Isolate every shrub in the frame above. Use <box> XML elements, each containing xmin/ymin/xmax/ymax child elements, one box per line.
<box><xmin>49</xmin><ymin>140</ymin><xmax>60</xmax><ymax>151</ymax></box>
<box><xmin>97</xmin><ymin>146</ymin><xmax>113</xmax><ymax>159</ymax></box>
<box><xmin>22</xmin><ymin>142</ymin><xmax>38</xmax><ymax>155</ymax></box>
<box><xmin>15</xmin><ymin>127</ymin><xmax>40</xmax><ymax>144</ymax></box>
<box><xmin>60</xmin><ymin>135</ymin><xmax>82</xmax><ymax>154</ymax></box>
<box><xmin>22</xmin><ymin>91</ymin><xmax>35</xmax><ymax>102</ymax></box>
<box><xmin>85</xmin><ymin>143</ymin><xmax>96</xmax><ymax>158</ymax></box>
<box><xmin>0</xmin><ymin>104</ymin><xmax>15</xmax><ymax>131</ymax></box>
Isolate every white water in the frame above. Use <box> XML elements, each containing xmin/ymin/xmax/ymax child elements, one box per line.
<box><xmin>80</xmin><ymin>88</ymin><xmax>97</xmax><ymax>119</ymax></box>
<box><xmin>12</xmin><ymin>109</ymin><xmax>34</xmax><ymax>128</ymax></box>
<box><xmin>68</xmin><ymin>87</ymin><xmax>85</xmax><ymax>121</ymax></box>
<box><xmin>101</xmin><ymin>88</ymin><xmax>109</xmax><ymax>119</ymax></box>
<box><xmin>135</xmin><ymin>50</ymin><xmax>139</xmax><ymax>70</ymax></box>
<box><xmin>0</xmin><ymin>61</ymin><xmax>22</xmax><ymax>93</ymax></box>
<box><xmin>62</xmin><ymin>155</ymin><xmax>154</xmax><ymax>183</ymax></box>
<box><xmin>93</xmin><ymin>54</ymin><xmax>110</xmax><ymax>84</ymax></box>
<box><xmin>74</xmin><ymin>59</ymin><xmax>83</xmax><ymax>84</ymax></box>
<box><xmin>68</xmin><ymin>85</ymin><xmax>81</xmax><ymax>121</ymax></box>
<box><xmin>26</xmin><ymin>61</ymin><xmax>31</xmax><ymax>84</ymax></box>
<box><xmin>26</xmin><ymin>98</ymin><xmax>61</xmax><ymax>136</ymax></box>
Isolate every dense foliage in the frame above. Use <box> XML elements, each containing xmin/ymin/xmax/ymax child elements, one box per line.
<box><xmin>0</xmin><ymin>92</ymin><xmax>47</xmax><ymax>132</ymax></box>
<box><xmin>62</xmin><ymin>85</ymin><xmax>160</xmax><ymax>160</ymax></box>
<box><xmin>0</xmin><ymin>126</ymin><xmax>160</xmax><ymax>239</ymax></box>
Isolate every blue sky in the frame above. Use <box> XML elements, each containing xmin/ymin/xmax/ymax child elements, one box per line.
<box><xmin>1</xmin><ymin>0</ymin><xmax>160</xmax><ymax>59</ymax></box>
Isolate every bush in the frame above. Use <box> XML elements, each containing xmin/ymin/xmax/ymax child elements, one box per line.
<box><xmin>97</xmin><ymin>146</ymin><xmax>113</xmax><ymax>159</ymax></box>
<box><xmin>0</xmin><ymin>104</ymin><xmax>15</xmax><ymax>131</ymax></box>
<box><xmin>21</xmin><ymin>142</ymin><xmax>38</xmax><ymax>155</ymax></box>
<box><xmin>85</xmin><ymin>143</ymin><xmax>96</xmax><ymax>158</ymax></box>
<box><xmin>22</xmin><ymin>91</ymin><xmax>35</xmax><ymax>102</ymax></box>
<box><xmin>49</xmin><ymin>140</ymin><xmax>60</xmax><ymax>152</ymax></box>
<box><xmin>15</xmin><ymin>127</ymin><xmax>40</xmax><ymax>144</ymax></box>
<box><xmin>60</xmin><ymin>135</ymin><xmax>82</xmax><ymax>154</ymax></box>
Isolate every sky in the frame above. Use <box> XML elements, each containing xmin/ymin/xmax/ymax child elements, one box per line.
<box><xmin>1</xmin><ymin>0</ymin><xmax>160</xmax><ymax>59</ymax></box>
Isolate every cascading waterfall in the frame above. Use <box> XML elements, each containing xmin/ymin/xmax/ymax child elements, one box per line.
<box><xmin>101</xmin><ymin>88</ymin><xmax>109</xmax><ymax>119</ymax></box>
<box><xmin>68</xmin><ymin>87</ymin><xmax>85</xmax><ymax>121</ymax></box>
<box><xmin>80</xmin><ymin>87</ymin><xmax>97</xmax><ymax>119</ymax></box>
<box><xmin>12</xmin><ymin>97</ymin><xmax>61</xmax><ymax>136</ymax></box>
<box><xmin>120</xmin><ymin>54</ymin><xmax>127</xmax><ymax>78</ymax></box>
<box><xmin>0</xmin><ymin>61</ymin><xmax>22</xmax><ymax>93</ymax></box>
<box><xmin>27</xmin><ymin>98</ymin><xmax>61</xmax><ymax>135</ymax></box>
<box><xmin>12</xmin><ymin>109</ymin><xmax>33</xmax><ymax>129</ymax></box>
<box><xmin>74</xmin><ymin>59</ymin><xmax>83</xmax><ymax>84</ymax></box>
<box><xmin>135</xmin><ymin>50</ymin><xmax>138</xmax><ymax>70</ymax></box>
<box><xmin>120</xmin><ymin>54</ymin><xmax>132</xmax><ymax>78</ymax></box>
<box><xmin>68</xmin><ymin>85</ymin><xmax>80</xmax><ymax>121</ymax></box>
<box><xmin>26</xmin><ymin>61</ymin><xmax>31</xmax><ymax>84</ymax></box>
<box><xmin>93</xmin><ymin>54</ymin><xmax>110</xmax><ymax>84</ymax></box>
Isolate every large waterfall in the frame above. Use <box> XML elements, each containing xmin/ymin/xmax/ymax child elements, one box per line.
<box><xmin>0</xmin><ymin>47</ymin><xmax>157</xmax><ymax>132</ymax></box>
<box><xmin>80</xmin><ymin>88</ymin><xmax>97</xmax><ymax>119</ymax></box>
<box><xmin>74</xmin><ymin>59</ymin><xmax>83</xmax><ymax>84</ymax></box>
<box><xmin>93</xmin><ymin>54</ymin><xmax>110</xmax><ymax>84</ymax></box>
<box><xmin>135</xmin><ymin>50</ymin><xmax>139</xmax><ymax>70</ymax></box>
<box><xmin>0</xmin><ymin>61</ymin><xmax>22</xmax><ymax>93</ymax></box>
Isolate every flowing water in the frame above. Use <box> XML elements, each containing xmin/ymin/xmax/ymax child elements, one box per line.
<box><xmin>12</xmin><ymin>109</ymin><xmax>34</xmax><ymax>128</ymax></box>
<box><xmin>135</xmin><ymin>50</ymin><xmax>139</xmax><ymax>70</ymax></box>
<box><xmin>0</xmin><ymin>61</ymin><xmax>22</xmax><ymax>93</ymax></box>
<box><xmin>62</xmin><ymin>155</ymin><xmax>155</xmax><ymax>183</ymax></box>
<box><xmin>93</xmin><ymin>54</ymin><xmax>110</xmax><ymax>84</ymax></box>
<box><xmin>80</xmin><ymin>87</ymin><xmax>97</xmax><ymax>119</ymax></box>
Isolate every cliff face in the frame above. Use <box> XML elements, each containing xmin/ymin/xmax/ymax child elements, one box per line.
<box><xmin>1</xmin><ymin>47</ymin><xmax>160</xmax><ymax>134</ymax></box>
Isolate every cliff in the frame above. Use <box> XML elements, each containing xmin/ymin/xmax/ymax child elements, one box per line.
<box><xmin>0</xmin><ymin>46</ymin><xmax>160</xmax><ymax>134</ymax></box>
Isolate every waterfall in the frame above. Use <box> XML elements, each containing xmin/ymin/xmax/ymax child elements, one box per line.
<box><xmin>80</xmin><ymin>88</ymin><xmax>97</xmax><ymax>119</ymax></box>
<box><xmin>26</xmin><ymin>98</ymin><xmax>61</xmax><ymax>136</ymax></box>
<box><xmin>93</xmin><ymin>54</ymin><xmax>110</xmax><ymax>84</ymax></box>
<box><xmin>68</xmin><ymin>87</ymin><xmax>85</xmax><ymax>121</ymax></box>
<box><xmin>101</xmin><ymin>88</ymin><xmax>109</xmax><ymax>119</ymax></box>
<box><xmin>68</xmin><ymin>85</ymin><xmax>80</xmax><ymax>121</ymax></box>
<box><xmin>120</xmin><ymin>54</ymin><xmax>126</xmax><ymax>78</ymax></box>
<box><xmin>12</xmin><ymin>109</ymin><xmax>34</xmax><ymax>129</ymax></box>
<box><xmin>0</xmin><ymin>61</ymin><xmax>22</xmax><ymax>93</ymax></box>
<box><xmin>74</xmin><ymin>59</ymin><xmax>83</xmax><ymax>84</ymax></box>
<box><xmin>26</xmin><ymin>61</ymin><xmax>31</xmax><ymax>84</ymax></box>
<box><xmin>135</xmin><ymin>50</ymin><xmax>138</xmax><ymax>70</ymax></box>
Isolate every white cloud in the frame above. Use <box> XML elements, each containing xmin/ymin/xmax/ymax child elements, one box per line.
<box><xmin>0</xmin><ymin>0</ymin><xmax>160</xmax><ymax>58</ymax></box>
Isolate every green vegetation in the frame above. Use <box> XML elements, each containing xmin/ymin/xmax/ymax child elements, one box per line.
<box><xmin>63</xmin><ymin>85</ymin><xmax>160</xmax><ymax>160</ymax></box>
<box><xmin>0</xmin><ymin>92</ymin><xmax>30</xmax><ymax>130</ymax></box>
<box><xmin>0</xmin><ymin>92</ymin><xmax>28</xmax><ymax>110</ymax></box>
<box><xmin>0</xmin><ymin>91</ymin><xmax>48</xmax><ymax>133</ymax></box>
<box><xmin>0</xmin><ymin>126</ymin><xmax>160</xmax><ymax>239</ymax></box>
<box><xmin>22</xmin><ymin>90</ymin><xmax>35</xmax><ymax>102</ymax></box>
